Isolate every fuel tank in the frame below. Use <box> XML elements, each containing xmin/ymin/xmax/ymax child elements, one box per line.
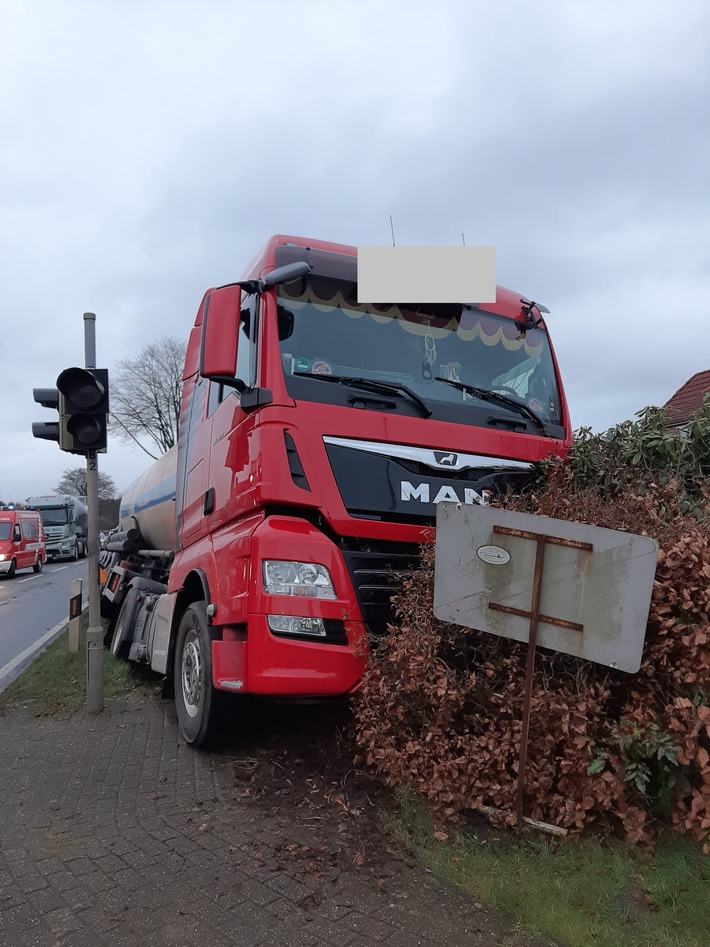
<box><xmin>118</xmin><ymin>446</ymin><xmax>177</xmax><ymax>552</ymax></box>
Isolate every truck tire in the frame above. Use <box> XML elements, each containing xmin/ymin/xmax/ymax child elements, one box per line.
<box><xmin>174</xmin><ymin>602</ymin><xmax>222</xmax><ymax>748</ymax></box>
<box><xmin>7</xmin><ymin>559</ymin><xmax>16</xmax><ymax>579</ymax></box>
<box><xmin>33</xmin><ymin>557</ymin><xmax>43</xmax><ymax>574</ymax></box>
<box><xmin>100</xmin><ymin>593</ymin><xmax>115</xmax><ymax>620</ymax></box>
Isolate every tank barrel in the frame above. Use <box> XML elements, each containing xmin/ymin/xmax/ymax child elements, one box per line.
<box><xmin>118</xmin><ymin>446</ymin><xmax>177</xmax><ymax>553</ymax></box>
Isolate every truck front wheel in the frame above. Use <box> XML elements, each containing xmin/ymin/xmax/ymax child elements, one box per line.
<box><xmin>174</xmin><ymin>603</ymin><xmax>222</xmax><ymax>748</ymax></box>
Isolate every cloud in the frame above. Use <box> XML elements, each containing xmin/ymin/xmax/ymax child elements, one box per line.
<box><xmin>1</xmin><ymin>0</ymin><xmax>708</xmax><ymax>500</ymax></box>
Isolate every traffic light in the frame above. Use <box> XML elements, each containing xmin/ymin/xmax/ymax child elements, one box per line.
<box><xmin>57</xmin><ymin>368</ymin><xmax>109</xmax><ymax>453</ymax></box>
<box><xmin>32</xmin><ymin>387</ymin><xmax>62</xmax><ymax>444</ymax></box>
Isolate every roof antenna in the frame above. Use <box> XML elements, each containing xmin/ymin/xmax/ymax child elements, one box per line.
<box><xmin>461</xmin><ymin>232</ymin><xmax>466</xmax><ymax>246</ymax></box>
<box><xmin>389</xmin><ymin>214</ymin><xmax>396</xmax><ymax>246</ymax></box>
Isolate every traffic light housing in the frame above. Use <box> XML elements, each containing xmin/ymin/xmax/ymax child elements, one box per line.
<box><xmin>57</xmin><ymin>368</ymin><xmax>109</xmax><ymax>453</ymax></box>
<box><xmin>32</xmin><ymin>387</ymin><xmax>62</xmax><ymax>444</ymax></box>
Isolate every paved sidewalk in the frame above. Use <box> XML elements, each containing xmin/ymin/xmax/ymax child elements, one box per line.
<box><xmin>0</xmin><ymin>691</ymin><xmax>525</xmax><ymax>947</ymax></box>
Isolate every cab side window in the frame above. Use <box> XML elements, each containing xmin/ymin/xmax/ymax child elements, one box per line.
<box><xmin>207</xmin><ymin>381</ymin><xmax>224</xmax><ymax>416</ymax></box>
<box><xmin>236</xmin><ymin>293</ymin><xmax>258</xmax><ymax>389</ymax></box>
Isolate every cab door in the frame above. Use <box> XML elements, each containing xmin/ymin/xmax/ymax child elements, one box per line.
<box><xmin>202</xmin><ymin>293</ymin><xmax>261</xmax><ymax>625</ymax></box>
<box><xmin>20</xmin><ymin>517</ymin><xmax>42</xmax><ymax>568</ymax></box>
<box><xmin>180</xmin><ymin>372</ymin><xmax>213</xmax><ymax>545</ymax></box>
<box><xmin>206</xmin><ymin>292</ymin><xmax>260</xmax><ymax>529</ymax></box>
<box><xmin>12</xmin><ymin>523</ymin><xmax>29</xmax><ymax>570</ymax></box>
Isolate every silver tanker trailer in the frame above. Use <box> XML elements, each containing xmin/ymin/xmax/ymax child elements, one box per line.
<box><xmin>100</xmin><ymin>446</ymin><xmax>177</xmax><ymax>654</ymax></box>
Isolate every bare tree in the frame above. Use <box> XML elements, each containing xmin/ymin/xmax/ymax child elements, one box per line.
<box><xmin>110</xmin><ymin>336</ymin><xmax>186</xmax><ymax>459</ymax></box>
<box><xmin>55</xmin><ymin>468</ymin><xmax>117</xmax><ymax>501</ymax></box>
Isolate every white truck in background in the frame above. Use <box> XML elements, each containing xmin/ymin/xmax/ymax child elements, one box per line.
<box><xmin>25</xmin><ymin>494</ymin><xmax>88</xmax><ymax>561</ymax></box>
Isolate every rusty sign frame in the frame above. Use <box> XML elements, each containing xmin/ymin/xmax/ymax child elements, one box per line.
<box><xmin>493</xmin><ymin>524</ymin><xmax>592</xmax><ymax>819</ymax></box>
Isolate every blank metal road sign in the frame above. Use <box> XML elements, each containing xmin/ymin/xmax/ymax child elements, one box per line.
<box><xmin>434</xmin><ymin>503</ymin><xmax>659</xmax><ymax>673</ymax></box>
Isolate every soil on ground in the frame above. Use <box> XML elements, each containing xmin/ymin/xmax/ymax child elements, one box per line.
<box><xmin>209</xmin><ymin>697</ymin><xmax>413</xmax><ymax>881</ymax></box>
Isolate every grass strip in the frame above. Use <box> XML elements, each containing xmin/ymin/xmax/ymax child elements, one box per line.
<box><xmin>0</xmin><ymin>615</ymin><xmax>138</xmax><ymax>715</ymax></box>
<box><xmin>389</xmin><ymin>794</ymin><xmax>710</xmax><ymax>947</ymax></box>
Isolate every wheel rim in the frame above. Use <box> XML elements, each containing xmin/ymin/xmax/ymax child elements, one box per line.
<box><xmin>181</xmin><ymin>630</ymin><xmax>202</xmax><ymax>719</ymax></box>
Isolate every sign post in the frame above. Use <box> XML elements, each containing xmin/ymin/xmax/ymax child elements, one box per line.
<box><xmin>68</xmin><ymin>578</ymin><xmax>83</xmax><ymax>653</ymax></box>
<box><xmin>488</xmin><ymin>525</ymin><xmax>593</xmax><ymax>819</ymax></box>
<box><xmin>83</xmin><ymin>313</ymin><xmax>104</xmax><ymax>714</ymax></box>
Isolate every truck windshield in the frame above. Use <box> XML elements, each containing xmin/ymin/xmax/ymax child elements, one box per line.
<box><xmin>36</xmin><ymin>508</ymin><xmax>68</xmax><ymax>526</ymax></box>
<box><xmin>277</xmin><ymin>278</ymin><xmax>564</xmax><ymax>436</ymax></box>
<box><xmin>0</xmin><ymin>523</ymin><xmax>11</xmax><ymax>541</ymax></box>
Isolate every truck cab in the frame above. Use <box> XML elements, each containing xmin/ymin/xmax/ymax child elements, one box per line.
<box><xmin>25</xmin><ymin>495</ymin><xmax>88</xmax><ymax>561</ymax></box>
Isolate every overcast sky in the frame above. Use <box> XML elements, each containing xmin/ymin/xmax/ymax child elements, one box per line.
<box><xmin>1</xmin><ymin>0</ymin><xmax>708</xmax><ymax>503</ymax></box>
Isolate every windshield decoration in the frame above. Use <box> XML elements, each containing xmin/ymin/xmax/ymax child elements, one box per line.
<box><xmin>279</xmin><ymin>284</ymin><xmax>543</xmax><ymax>357</ymax></box>
<box><xmin>420</xmin><ymin>309</ymin><xmax>438</xmax><ymax>367</ymax></box>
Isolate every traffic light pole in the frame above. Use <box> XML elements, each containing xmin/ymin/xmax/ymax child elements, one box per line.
<box><xmin>32</xmin><ymin>313</ymin><xmax>109</xmax><ymax>713</ymax></box>
<box><xmin>83</xmin><ymin>312</ymin><xmax>104</xmax><ymax>713</ymax></box>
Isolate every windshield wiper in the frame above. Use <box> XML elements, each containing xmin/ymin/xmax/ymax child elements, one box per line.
<box><xmin>434</xmin><ymin>377</ymin><xmax>549</xmax><ymax>436</ymax></box>
<box><xmin>293</xmin><ymin>371</ymin><xmax>432</xmax><ymax>417</ymax></box>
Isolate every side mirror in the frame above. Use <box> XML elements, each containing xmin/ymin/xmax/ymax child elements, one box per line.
<box><xmin>261</xmin><ymin>261</ymin><xmax>311</xmax><ymax>289</ymax></box>
<box><xmin>200</xmin><ymin>284</ymin><xmax>243</xmax><ymax>384</ymax></box>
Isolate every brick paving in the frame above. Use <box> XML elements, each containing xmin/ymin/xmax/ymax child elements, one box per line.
<box><xmin>0</xmin><ymin>692</ymin><xmax>527</xmax><ymax>946</ymax></box>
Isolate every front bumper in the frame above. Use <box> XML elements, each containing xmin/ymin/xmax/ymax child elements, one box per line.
<box><xmin>46</xmin><ymin>542</ymin><xmax>75</xmax><ymax>559</ymax></box>
<box><xmin>212</xmin><ymin>515</ymin><xmax>368</xmax><ymax>696</ymax></box>
<box><xmin>213</xmin><ymin>615</ymin><xmax>366</xmax><ymax>696</ymax></box>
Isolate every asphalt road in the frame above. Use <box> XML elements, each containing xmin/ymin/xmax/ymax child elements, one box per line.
<box><xmin>0</xmin><ymin>557</ymin><xmax>88</xmax><ymax>689</ymax></box>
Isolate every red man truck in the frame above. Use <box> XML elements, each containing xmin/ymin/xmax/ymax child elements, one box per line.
<box><xmin>101</xmin><ymin>235</ymin><xmax>572</xmax><ymax>746</ymax></box>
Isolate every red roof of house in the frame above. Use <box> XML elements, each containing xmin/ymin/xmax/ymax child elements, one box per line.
<box><xmin>664</xmin><ymin>370</ymin><xmax>710</xmax><ymax>424</ymax></box>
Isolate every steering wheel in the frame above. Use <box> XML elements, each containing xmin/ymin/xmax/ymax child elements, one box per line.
<box><xmin>491</xmin><ymin>385</ymin><xmax>521</xmax><ymax>399</ymax></box>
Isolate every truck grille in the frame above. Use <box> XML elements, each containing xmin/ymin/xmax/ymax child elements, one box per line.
<box><xmin>339</xmin><ymin>542</ymin><xmax>421</xmax><ymax>637</ymax></box>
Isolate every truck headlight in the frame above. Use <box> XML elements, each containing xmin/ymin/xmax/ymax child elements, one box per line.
<box><xmin>0</xmin><ymin>554</ymin><xmax>6</xmax><ymax>561</ymax></box>
<box><xmin>262</xmin><ymin>560</ymin><xmax>336</xmax><ymax>599</ymax></box>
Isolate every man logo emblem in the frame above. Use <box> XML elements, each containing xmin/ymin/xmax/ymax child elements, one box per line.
<box><xmin>434</xmin><ymin>451</ymin><xmax>458</xmax><ymax>467</ymax></box>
